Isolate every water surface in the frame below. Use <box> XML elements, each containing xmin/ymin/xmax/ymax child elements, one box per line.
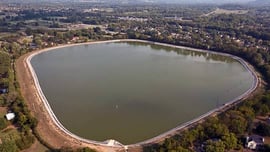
<box><xmin>31</xmin><ymin>42</ymin><xmax>253</xmax><ymax>144</ymax></box>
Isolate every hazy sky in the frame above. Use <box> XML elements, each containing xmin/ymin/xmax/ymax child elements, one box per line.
<box><xmin>93</xmin><ymin>0</ymin><xmax>255</xmax><ymax>4</ymax></box>
<box><xmin>154</xmin><ymin>0</ymin><xmax>254</xmax><ymax>3</ymax></box>
<box><xmin>83</xmin><ymin>0</ymin><xmax>256</xmax><ymax>4</ymax></box>
<box><xmin>1</xmin><ymin>0</ymin><xmax>258</xmax><ymax>4</ymax></box>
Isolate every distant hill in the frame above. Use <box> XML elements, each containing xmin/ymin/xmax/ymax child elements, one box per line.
<box><xmin>156</xmin><ymin>0</ymin><xmax>254</xmax><ymax>4</ymax></box>
<box><xmin>0</xmin><ymin>0</ymin><xmax>256</xmax><ymax>5</ymax></box>
<box><xmin>4</xmin><ymin>0</ymin><xmax>270</xmax><ymax>7</ymax></box>
<box><xmin>248</xmin><ymin>0</ymin><xmax>270</xmax><ymax>6</ymax></box>
<box><xmin>80</xmin><ymin>0</ymin><xmax>255</xmax><ymax>4</ymax></box>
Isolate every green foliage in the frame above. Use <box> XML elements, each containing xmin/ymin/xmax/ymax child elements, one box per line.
<box><xmin>238</xmin><ymin>106</ymin><xmax>255</xmax><ymax>120</ymax></box>
<box><xmin>0</xmin><ymin>52</ymin><xmax>10</xmax><ymax>67</ymax></box>
<box><xmin>255</xmin><ymin>122</ymin><xmax>270</xmax><ymax>136</ymax></box>
<box><xmin>32</xmin><ymin>127</ymin><xmax>56</xmax><ymax>151</ymax></box>
<box><xmin>203</xmin><ymin>117</ymin><xmax>229</xmax><ymax>138</ymax></box>
<box><xmin>5</xmin><ymin>91</ymin><xmax>18</xmax><ymax>104</ymax></box>
<box><xmin>221</xmin><ymin>133</ymin><xmax>237</xmax><ymax>150</ymax></box>
<box><xmin>0</xmin><ymin>117</ymin><xmax>8</xmax><ymax>130</ymax></box>
<box><xmin>221</xmin><ymin>110</ymin><xmax>247</xmax><ymax>135</ymax></box>
<box><xmin>58</xmin><ymin>147</ymin><xmax>97</xmax><ymax>152</ymax></box>
<box><xmin>204</xmin><ymin>140</ymin><xmax>225</xmax><ymax>152</ymax></box>
<box><xmin>76</xmin><ymin>147</ymin><xmax>96</xmax><ymax>152</ymax></box>
<box><xmin>59</xmin><ymin>147</ymin><xmax>73</xmax><ymax>152</ymax></box>
<box><xmin>0</xmin><ymin>128</ymin><xmax>21</xmax><ymax>142</ymax></box>
<box><xmin>0</xmin><ymin>141</ymin><xmax>18</xmax><ymax>152</ymax></box>
<box><xmin>17</xmin><ymin>112</ymin><xmax>27</xmax><ymax>127</ymax></box>
<box><xmin>1</xmin><ymin>4</ymin><xmax>270</xmax><ymax>152</ymax></box>
<box><xmin>10</xmin><ymin>97</ymin><xmax>37</xmax><ymax>132</ymax></box>
<box><xmin>254</xmin><ymin>103</ymin><xmax>270</xmax><ymax>116</ymax></box>
<box><xmin>15</xmin><ymin>132</ymin><xmax>35</xmax><ymax>150</ymax></box>
<box><xmin>145</xmin><ymin>138</ymin><xmax>192</xmax><ymax>152</ymax></box>
<box><xmin>230</xmin><ymin>117</ymin><xmax>247</xmax><ymax>135</ymax></box>
<box><xmin>27</xmin><ymin>115</ymin><xmax>38</xmax><ymax>129</ymax></box>
<box><xmin>260</xmin><ymin>144</ymin><xmax>270</xmax><ymax>152</ymax></box>
<box><xmin>180</xmin><ymin>129</ymin><xmax>200</xmax><ymax>147</ymax></box>
<box><xmin>0</xmin><ymin>52</ymin><xmax>10</xmax><ymax>94</ymax></box>
<box><xmin>0</xmin><ymin>95</ymin><xmax>5</xmax><ymax>105</ymax></box>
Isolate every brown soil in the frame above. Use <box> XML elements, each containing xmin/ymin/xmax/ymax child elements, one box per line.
<box><xmin>0</xmin><ymin>107</ymin><xmax>7</xmax><ymax>115</ymax></box>
<box><xmin>21</xmin><ymin>139</ymin><xmax>48</xmax><ymax>152</ymax></box>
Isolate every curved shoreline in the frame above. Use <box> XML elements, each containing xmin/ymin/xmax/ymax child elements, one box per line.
<box><xmin>22</xmin><ymin>39</ymin><xmax>259</xmax><ymax>149</ymax></box>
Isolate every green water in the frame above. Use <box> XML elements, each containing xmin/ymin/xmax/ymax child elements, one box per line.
<box><xmin>31</xmin><ymin>42</ymin><xmax>253</xmax><ymax>144</ymax></box>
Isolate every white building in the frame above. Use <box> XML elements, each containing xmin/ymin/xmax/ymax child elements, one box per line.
<box><xmin>5</xmin><ymin>113</ymin><xmax>15</xmax><ymax>121</ymax></box>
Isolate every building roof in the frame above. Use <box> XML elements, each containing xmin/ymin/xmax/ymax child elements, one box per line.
<box><xmin>247</xmin><ymin>135</ymin><xmax>264</xmax><ymax>144</ymax></box>
<box><xmin>0</xmin><ymin>88</ymin><xmax>8</xmax><ymax>93</ymax></box>
<box><xmin>5</xmin><ymin>113</ymin><xmax>15</xmax><ymax>121</ymax></box>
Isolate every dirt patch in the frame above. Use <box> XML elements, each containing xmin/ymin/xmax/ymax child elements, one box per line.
<box><xmin>0</xmin><ymin>107</ymin><xmax>7</xmax><ymax>116</ymax></box>
<box><xmin>204</xmin><ymin>8</ymin><xmax>248</xmax><ymax>16</ymax></box>
<box><xmin>21</xmin><ymin>139</ymin><xmax>49</xmax><ymax>152</ymax></box>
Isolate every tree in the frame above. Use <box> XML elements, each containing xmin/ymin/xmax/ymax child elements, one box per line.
<box><xmin>17</xmin><ymin>112</ymin><xmax>27</xmax><ymax>127</ymax></box>
<box><xmin>204</xmin><ymin>140</ymin><xmax>225</xmax><ymax>152</ymax></box>
<box><xmin>238</xmin><ymin>106</ymin><xmax>255</xmax><ymax>120</ymax></box>
<box><xmin>0</xmin><ymin>95</ymin><xmax>5</xmax><ymax>105</ymax></box>
<box><xmin>33</xmin><ymin>36</ymin><xmax>42</xmax><ymax>47</ymax></box>
<box><xmin>27</xmin><ymin>115</ymin><xmax>38</xmax><ymax>129</ymax></box>
<box><xmin>93</xmin><ymin>27</ymin><xmax>101</xmax><ymax>34</ymax></box>
<box><xmin>76</xmin><ymin>147</ymin><xmax>96</xmax><ymax>152</ymax></box>
<box><xmin>0</xmin><ymin>141</ymin><xmax>18</xmax><ymax>152</ymax></box>
<box><xmin>221</xmin><ymin>133</ymin><xmax>238</xmax><ymax>150</ymax></box>
<box><xmin>230</xmin><ymin>117</ymin><xmax>247</xmax><ymax>135</ymax></box>
<box><xmin>254</xmin><ymin>103</ymin><xmax>270</xmax><ymax>116</ymax></box>
<box><xmin>204</xmin><ymin>117</ymin><xmax>229</xmax><ymax>138</ymax></box>
<box><xmin>151</xmin><ymin>137</ymin><xmax>192</xmax><ymax>152</ymax></box>
<box><xmin>221</xmin><ymin>110</ymin><xmax>247</xmax><ymax>134</ymax></box>
<box><xmin>59</xmin><ymin>147</ymin><xmax>73</xmax><ymax>152</ymax></box>
<box><xmin>0</xmin><ymin>117</ymin><xmax>8</xmax><ymax>130</ymax></box>
<box><xmin>255</xmin><ymin>122</ymin><xmax>270</xmax><ymax>136</ymax></box>
<box><xmin>261</xmin><ymin>144</ymin><xmax>270</xmax><ymax>152</ymax></box>
<box><xmin>5</xmin><ymin>91</ymin><xmax>18</xmax><ymax>103</ymax></box>
<box><xmin>15</xmin><ymin>132</ymin><xmax>35</xmax><ymax>150</ymax></box>
<box><xmin>180</xmin><ymin>130</ymin><xmax>198</xmax><ymax>147</ymax></box>
<box><xmin>260</xmin><ymin>104</ymin><xmax>270</xmax><ymax>116</ymax></box>
<box><xmin>262</xmin><ymin>92</ymin><xmax>270</xmax><ymax>108</ymax></box>
<box><xmin>11</xmin><ymin>42</ymin><xmax>20</xmax><ymax>54</ymax></box>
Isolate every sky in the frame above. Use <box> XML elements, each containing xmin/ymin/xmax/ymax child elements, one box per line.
<box><xmin>154</xmin><ymin>0</ymin><xmax>254</xmax><ymax>4</ymax></box>
<box><xmin>79</xmin><ymin>0</ymin><xmax>256</xmax><ymax>4</ymax></box>
<box><xmin>0</xmin><ymin>0</ymin><xmax>259</xmax><ymax>5</ymax></box>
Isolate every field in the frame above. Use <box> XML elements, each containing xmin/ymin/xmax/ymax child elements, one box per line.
<box><xmin>204</xmin><ymin>8</ymin><xmax>248</xmax><ymax>16</ymax></box>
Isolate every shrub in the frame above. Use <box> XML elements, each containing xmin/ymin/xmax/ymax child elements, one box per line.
<box><xmin>0</xmin><ymin>141</ymin><xmax>18</xmax><ymax>152</ymax></box>
<box><xmin>0</xmin><ymin>117</ymin><xmax>8</xmax><ymax>130</ymax></box>
<box><xmin>15</xmin><ymin>132</ymin><xmax>35</xmax><ymax>150</ymax></box>
<box><xmin>255</xmin><ymin>122</ymin><xmax>270</xmax><ymax>136</ymax></box>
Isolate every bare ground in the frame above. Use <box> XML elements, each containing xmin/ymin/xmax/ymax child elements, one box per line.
<box><xmin>0</xmin><ymin>107</ymin><xmax>7</xmax><ymax>115</ymax></box>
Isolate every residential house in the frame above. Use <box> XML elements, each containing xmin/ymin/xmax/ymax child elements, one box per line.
<box><xmin>245</xmin><ymin>135</ymin><xmax>264</xmax><ymax>150</ymax></box>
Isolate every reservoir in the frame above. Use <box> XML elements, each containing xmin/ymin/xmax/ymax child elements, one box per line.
<box><xmin>31</xmin><ymin>41</ymin><xmax>254</xmax><ymax>144</ymax></box>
